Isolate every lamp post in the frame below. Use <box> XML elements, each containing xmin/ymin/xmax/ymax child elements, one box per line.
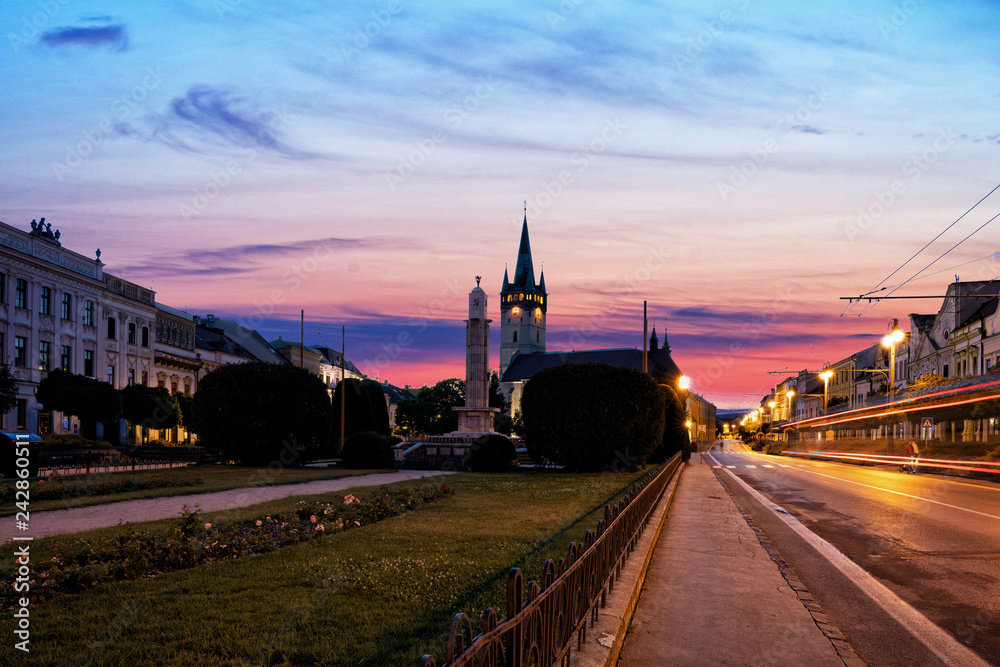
<box><xmin>881</xmin><ymin>321</ymin><xmax>905</xmax><ymax>453</ymax></box>
<box><xmin>819</xmin><ymin>370</ymin><xmax>833</xmax><ymax>415</ymax></box>
<box><xmin>785</xmin><ymin>389</ymin><xmax>795</xmax><ymax>443</ymax></box>
<box><xmin>678</xmin><ymin>375</ymin><xmax>693</xmax><ymax>455</ymax></box>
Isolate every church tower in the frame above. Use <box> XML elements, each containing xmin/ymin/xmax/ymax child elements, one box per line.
<box><xmin>500</xmin><ymin>210</ymin><xmax>547</xmax><ymax>376</ymax></box>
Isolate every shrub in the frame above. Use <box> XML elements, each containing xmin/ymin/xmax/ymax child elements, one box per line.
<box><xmin>192</xmin><ymin>361</ymin><xmax>331</xmax><ymax>466</ymax></box>
<box><xmin>521</xmin><ymin>363</ymin><xmax>665</xmax><ymax>472</ymax></box>
<box><xmin>341</xmin><ymin>431</ymin><xmax>395</xmax><ymax>469</ymax></box>
<box><xmin>465</xmin><ymin>434</ymin><xmax>516</xmax><ymax>472</ymax></box>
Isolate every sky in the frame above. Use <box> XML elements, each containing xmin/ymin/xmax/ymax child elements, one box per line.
<box><xmin>2</xmin><ymin>1</ymin><xmax>999</xmax><ymax>410</ymax></box>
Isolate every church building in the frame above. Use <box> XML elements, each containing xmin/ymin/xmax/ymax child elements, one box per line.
<box><xmin>499</xmin><ymin>212</ymin><xmax>547</xmax><ymax>377</ymax></box>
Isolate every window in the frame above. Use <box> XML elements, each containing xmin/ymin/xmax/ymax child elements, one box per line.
<box><xmin>16</xmin><ymin>400</ymin><xmax>27</xmax><ymax>430</ymax></box>
<box><xmin>141</xmin><ymin>326</ymin><xmax>149</xmax><ymax>348</ymax></box>
<box><xmin>84</xmin><ymin>300</ymin><xmax>94</xmax><ymax>326</ymax></box>
<box><xmin>512</xmin><ymin>330</ymin><xmax>518</xmax><ymax>342</ymax></box>
<box><xmin>128</xmin><ymin>368</ymin><xmax>135</xmax><ymax>386</ymax></box>
<box><xmin>61</xmin><ymin>293</ymin><xmax>72</xmax><ymax>320</ymax></box>
<box><xmin>107</xmin><ymin>316</ymin><xmax>117</xmax><ymax>340</ymax></box>
<box><xmin>128</xmin><ymin>322</ymin><xmax>136</xmax><ymax>345</ymax></box>
<box><xmin>15</xmin><ymin>279</ymin><xmax>27</xmax><ymax>309</ymax></box>
<box><xmin>107</xmin><ymin>366</ymin><xmax>115</xmax><ymax>384</ymax></box>
<box><xmin>40</xmin><ymin>286</ymin><xmax>51</xmax><ymax>315</ymax></box>
<box><xmin>61</xmin><ymin>345</ymin><xmax>71</xmax><ymax>372</ymax></box>
<box><xmin>84</xmin><ymin>350</ymin><xmax>94</xmax><ymax>377</ymax></box>
<box><xmin>0</xmin><ymin>273</ymin><xmax>5</xmax><ymax>303</ymax></box>
<box><xmin>14</xmin><ymin>336</ymin><xmax>26</xmax><ymax>367</ymax></box>
<box><xmin>39</xmin><ymin>341</ymin><xmax>51</xmax><ymax>370</ymax></box>
<box><xmin>171</xmin><ymin>381</ymin><xmax>178</xmax><ymax>394</ymax></box>
<box><xmin>943</xmin><ymin>364</ymin><xmax>949</xmax><ymax>378</ymax></box>
<box><xmin>142</xmin><ymin>371</ymin><xmax>148</xmax><ymax>386</ymax></box>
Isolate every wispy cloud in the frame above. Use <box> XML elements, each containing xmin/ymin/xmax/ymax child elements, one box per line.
<box><xmin>125</xmin><ymin>86</ymin><xmax>327</xmax><ymax>159</ymax></box>
<box><xmin>115</xmin><ymin>236</ymin><xmax>408</xmax><ymax>278</ymax></box>
<box><xmin>41</xmin><ymin>22</ymin><xmax>128</xmax><ymax>50</ymax></box>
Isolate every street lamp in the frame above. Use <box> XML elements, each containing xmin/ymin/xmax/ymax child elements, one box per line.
<box><xmin>819</xmin><ymin>370</ymin><xmax>833</xmax><ymax>414</ymax></box>
<box><xmin>881</xmin><ymin>321</ymin><xmax>905</xmax><ymax>453</ymax></box>
<box><xmin>678</xmin><ymin>375</ymin><xmax>691</xmax><ymax>390</ymax></box>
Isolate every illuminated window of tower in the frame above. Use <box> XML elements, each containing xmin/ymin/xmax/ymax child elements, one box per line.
<box><xmin>535</xmin><ymin>308</ymin><xmax>542</xmax><ymax>318</ymax></box>
<box><xmin>512</xmin><ymin>306</ymin><xmax>520</xmax><ymax>316</ymax></box>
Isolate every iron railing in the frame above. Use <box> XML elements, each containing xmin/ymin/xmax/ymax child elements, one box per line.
<box><xmin>420</xmin><ymin>453</ymin><xmax>682</xmax><ymax>667</ymax></box>
<box><xmin>39</xmin><ymin>446</ymin><xmax>205</xmax><ymax>475</ymax></box>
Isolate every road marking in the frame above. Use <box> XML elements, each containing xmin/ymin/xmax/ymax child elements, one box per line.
<box><xmin>762</xmin><ymin>464</ymin><xmax>774</xmax><ymax>468</ymax></box>
<box><xmin>787</xmin><ymin>465</ymin><xmax>1000</xmax><ymax>522</ymax></box>
<box><xmin>727</xmin><ymin>466</ymin><xmax>736</xmax><ymax>469</ymax></box>
<box><xmin>713</xmin><ymin>465</ymin><xmax>722</xmax><ymax>469</ymax></box>
<box><xmin>707</xmin><ymin>453</ymin><xmax>991</xmax><ymax>667</ymax></box>
<box><xmin>746</xmin><ymin>465</ymin><xmax>757</xmax><ymax>468</ymax></box>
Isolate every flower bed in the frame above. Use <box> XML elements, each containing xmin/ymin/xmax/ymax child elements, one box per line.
<box><xmin>1</xmin><ymin>482</ymin><xmax>454</xmax><ymax>608</ymax></box>
<box><xmin>0</xmin><ymin>472</ymin><xmax>203</xmax><ymax>503</ymax></box>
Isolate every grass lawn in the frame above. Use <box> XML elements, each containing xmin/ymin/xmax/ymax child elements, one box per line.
<box><xmin>0</xmin><ymin>464</ymin><xmax>388</xmax><ymax>516</ymax></box>
<box><xmin>17</xmin><ymin>468</ymin><xmax>650</xmax><ymax>666</ymax></box>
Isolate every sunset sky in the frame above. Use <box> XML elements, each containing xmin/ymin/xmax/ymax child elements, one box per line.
<box><xmin>2</xmin><ymin>1</ymin><xmax>999</xmax><ymax>409</ymax></box>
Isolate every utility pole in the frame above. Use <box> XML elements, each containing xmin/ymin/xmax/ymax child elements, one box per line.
<box><xmin>340</xmin><ymin>325</ymin><xmax>346</xmax><ymax>453</ymax></box>
<box><xmin>642</xmin><ymin>300</ymin><xmax>648</xmax><ymax>374</ymax></box>
<box><xmin>299</xmin><ymin>309</ymin><xmax>305</xmax><ymax>368</ymax></box>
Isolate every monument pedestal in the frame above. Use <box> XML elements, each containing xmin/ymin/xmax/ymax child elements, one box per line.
<box><xmin>453</xmin><ymin>406</ymin><xmax>501</xmax><ymax>436</ymax></box>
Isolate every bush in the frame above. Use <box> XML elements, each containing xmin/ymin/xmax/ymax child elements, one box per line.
<box><xmin>521</xmin><ymin>363</ymin><xmax>665</xmax><ymax>472</ymax></box>
<box><xmin>341</xmin><ymin>431</ymin><xmax>395</xmax><ymax>469</ymax></box>
<box><xmin>40</xmin><ymin>434</ymin><xmax>112</xmax><ymax>451</ymax></box>
<box><xmin>465</xmin><ymin>434</ymin><xmax>516</xmax><ymax>472</ymax></box>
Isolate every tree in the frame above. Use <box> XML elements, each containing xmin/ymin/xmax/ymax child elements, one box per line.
<box><xmin>521</xmin><ymin>363</ymin><xmax>664</xmax><ymax>472</ymax></box>
<box><xmin>332</xmin><ymin>378</ymin><xmax>376</xmax><ymax>439</ymax></box>
<box><xmin>650</xmin><ymin>384</ymin><xmax>689</xmax><ymax>463</ymax></box>
<box><xmin>904</xmin><ymin>372</ymin><xmax>950</xmax><ymax>394</ymax></box>
<box><xmin>395</xmin><ymin>378</ymin><xmax>465</xmax><ymax>436</ymax></box>
<box><xmin>36</xmin><ymin>369</ymin><xmax>120</xmax><ymax>439</ymax></box>
<box><xmin>0</xmin><ymin>365</ymin><xmax>17</xmax><ymax>419</ymax></box>
<box><xmin>175</xmin><ymin>392</ymin><xmax>194</xmax><ymax>443</ymax></box>
<box><xmin>192</xmin><ymin>362</ymin><xmax>331</xmax><ymax>466</ymax></box>
<box><xmin>121</xmin><ymin>385</ymin><xmax>178</xmax><ymax>434</ymax></box>
<box><xmin>362</xmin><ymin>379</ymin><xmax>391</xmax><ymax>436</ymax></box>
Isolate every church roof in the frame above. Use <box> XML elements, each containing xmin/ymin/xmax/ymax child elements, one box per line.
<box><xmin>511</xmin><ymin>213</ymin><xmax>536</xmax><ymax>289</ymax></box>
<box><xmin>499</xmin><ymin>348</ymin><xmax>682</xmax><ymax>384</ymax></box>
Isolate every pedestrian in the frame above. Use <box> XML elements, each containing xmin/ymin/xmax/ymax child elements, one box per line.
<box><xmin>905</xmin><ymin>440</ymin><xmax>919</xmax><ymax>473</ymax></box>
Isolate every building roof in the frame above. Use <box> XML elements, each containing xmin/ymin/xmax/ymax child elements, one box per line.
<box><xmin>195</xmin><ymin>317</ymin><xmax>285</xmax><ymax>364</ymax></box>
<box><xmin>502</xmin><ymin>213</ymin><xmax>546</xmax><ymax>296</ymax></box>
<box><xmin>957</xmin><ymin>296</ymin><xmax>999</xmax><ymax>330</ymax></box>
<box><xmin>381</xmin><ymin>382</ymin><xmax>415</xmax><ymax>404</ymax></box>
<box><xmin>499</xmin><ymin>347</ymin><xmax>682</xmax><ymax>384</ymax></box>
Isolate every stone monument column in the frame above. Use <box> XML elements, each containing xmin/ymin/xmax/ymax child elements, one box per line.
<box><xmin>455</xmin><ymin>276</ymin><xmax>499</xmax><ymax>434</ymax></box>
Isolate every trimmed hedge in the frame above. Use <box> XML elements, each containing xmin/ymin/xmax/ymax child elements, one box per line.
<box><xmin>341</xmin><ymin>431</ymin><xmax>395</xmax><ymax>469</ymax></box>
<box><xmin>465</xmin><ymin>434</ymin><xmax>516</xmax><ymax>472</ymax></box>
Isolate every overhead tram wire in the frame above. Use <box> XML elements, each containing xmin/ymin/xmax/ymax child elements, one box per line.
<box><xmin>854</xmin><ymin>209</ymin><xmax>1000</xmax><ymax>316</ymax></box>
<box><xmin>842</xmin><ymin>182</ymin><xmax>1000</xmax><ymax>317</ymax></box>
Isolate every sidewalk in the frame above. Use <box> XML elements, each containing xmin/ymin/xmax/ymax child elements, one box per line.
<box><xmin>618</xmin><ymin>460</ymin><xmax>846</xmax><ymax>666</ymax></box>
<box><xmin>2</xmin><ymin>470</ymin><xmax>450</xmax><ymax>544</ymax></box>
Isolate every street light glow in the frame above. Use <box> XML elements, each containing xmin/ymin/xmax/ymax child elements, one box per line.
<box><xmin>819</xmin><ymin>370</ymin><xmax>833</xmax><ymax>381</ymax></box>
<box><xmin>678</xmin><ymin>375</ymin><xmax>691</xmax><ymax>390</ymax></box>
<box><xmin>768</xmin><ymin>401</ymin><xmax>776</xmax><ymax>408</ymax></box>
<box><xmin>786</xmin><ymin>389</ymin><xmax>795</xmax><ymax>398</ymax></box>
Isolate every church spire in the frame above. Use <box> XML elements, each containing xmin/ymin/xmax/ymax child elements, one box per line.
<box><xmin>650</xmin><ymin>325</ymin><xmax>659</xmax><ymax>353</ymax></box>
<box><xmin>502</xmin><ymin>263</ymin><xmax>510</xmax><ymax>290</ymax></box>
<box><xmin>512</xmin><ymin>210</ymin><xmax>535</xmax><ymax>289</ymax></box>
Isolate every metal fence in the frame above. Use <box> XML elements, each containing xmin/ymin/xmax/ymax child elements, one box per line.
<box><xmin>39</xmin><ymin>446</ymin><xmax>205</xmax><ymax>476</ymax></box>
<box><xmin>420</xmin><ymin>453</ymin><xmax>682</xmax><ymax>667</ymax></box>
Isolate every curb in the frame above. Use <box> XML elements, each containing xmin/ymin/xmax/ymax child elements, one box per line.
<box><xmin>571</xmin><ymin>461</ymin><xmax>686</xmax><ymax>667</ymax></box>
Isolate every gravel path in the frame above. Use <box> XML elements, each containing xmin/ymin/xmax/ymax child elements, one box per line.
<box><xmin>3</xmin><ymin>470</ymin><xmax>452</xmax><ymax>544</ymax></box>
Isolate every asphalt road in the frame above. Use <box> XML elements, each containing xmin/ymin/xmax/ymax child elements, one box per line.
<box><xmin>707</xmin><ymin>440</ymin><xmax>1000</xmax><ymax>666</ymax></box>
